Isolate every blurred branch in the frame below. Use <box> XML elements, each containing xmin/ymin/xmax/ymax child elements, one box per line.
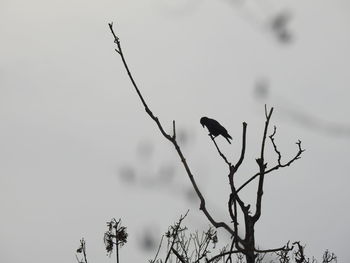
<box><xmin>255</xmin><ymin>81</ymin><xmax>350</xmax><ymax>138</ymax></box>
<box><xmin>322</xmin><ymin>249</ymin><xmax>337</xmax><ymax>263</ymax></box>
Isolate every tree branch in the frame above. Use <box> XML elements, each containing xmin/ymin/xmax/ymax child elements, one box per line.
<box><xmin>150</xmin><ymin>235</ymin><xmax>164</xmax><ymax>263</ymax></box>
<box><xmin>108</xmin><ymin>22</ymin><xmax>234</xmax><ymax>236</ymax></box>
<box><xmin>253</xmin><ymin>105</ymin><xmax>273</xmax><ymax>222</ymax></box>
<box><xmin>171</xmin><ymin>248</ymin><xmax>187</xmax><ymax>263</ymax></box>
<box><xmin>206</xmin><ymin>249</ymin><xmax>242</xmax><ymax>263</ymax></box>
<box><xmin>108</xmin><ymin>22</ymin><xmax>172</xmax><ymax>141</ymax></box>
<box><xmin>269</xmin><ymin>126</ymin><xmax>305</xmax><ymax>168</ymax></box>
<box><xmin>164</xmin><ymin>213</ymin><xmax>186</xmax><ymax>263</ymax></box>
<box><xmin>255</xmin><ymin>245</ymin><xmax>293</xmax><ymax>253</ymax></box>
<box><xmin>234</xmin><ymin>122</ymin><xmax>247</xmax><ymax>171</ymax></box>
<box><xmin>209</xmin><ymin>134</ymin><xmax>231</xmax><ymax>166</ymax></box>
<box><xmin>227</xmin><ymin>122</ymin><xmax>248</xmax><ymax>245</ymax></box>
<box><xmin>236</xmin><ymin>123</ymin><xmax>304</xmax><ymax>195</ymax></box>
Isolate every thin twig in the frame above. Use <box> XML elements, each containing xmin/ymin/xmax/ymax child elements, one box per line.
<box><xmin>108</xmin><ymin>23</ymin><xmax>172</xmax><ymax>141</ymax></box>
<box><xmin>269</xmin><ymin>126</ymin><xmax>305</xmax><ymax>167</ymax></box>
<box><xmin>173</xmin><ymin>120</ymin><xmax>176</xmax><ymax>139</ymax></box>
<box><xmin>151</xmin><ymin>235</ymin><xmax>164</xmax><ymax>263</ymax></box>
<box><xmin>236</xmin><ymin>134</ymin><xmax>304</xmax><ymax>194</ymax></box>
<box><xmin>269</xmin><ymin>126</ymin><xmax>282</xmax><ymax>164</ymax></box>
<box><xmin>234</xmin><ymin>122</ymin><xmax>248</xmax><ymax>171</ymax></box>
<box><xmin>210</xmin><ymin>135</ymin><xmax>231</xmax><ymax>166</ymax></box>
<box><xmin>164</xmin><ymin>212</ymin><xmax>188</xmax><ymax>263</ymax></box>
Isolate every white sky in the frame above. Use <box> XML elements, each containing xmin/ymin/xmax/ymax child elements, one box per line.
<box><xmin>1</xmin><ymin>0</ymin><xmax>350</xmax><ymax>262</ymax></box>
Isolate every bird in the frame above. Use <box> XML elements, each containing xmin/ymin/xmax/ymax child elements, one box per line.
<box><xmin>200</xmin><ymin>117</ymin><xmax>232</xmax><ymax>144</ymax></box>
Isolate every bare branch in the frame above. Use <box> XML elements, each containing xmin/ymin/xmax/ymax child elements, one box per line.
<box><xmin>109</xmin><ymin>23</ymin><xmax>309</xmax><ymax>263</ymax></box>
<box><xmin>261</xmin><ymin>106</ymin><xmax>274</xmax><ymax>159</ymax></box>
<box><xmin>269</xmin><ymin>126</ymin><xmax>282</xmax><ymax>164</ymax></box>
<box><xmin>236</xmin><ymin>129</ymin><xmax>304</xmax><ymax>195</ymax></box>
<box><xmin>210</xmin><ymin>134</ymin><xmax>231</xmax><ymax>166</ymax></box>
<box><xmin>150</xmin><ymin>235</ymin><xmax>164</xmax><ymax>263</ymax></box>
<box><xmin>164</xmin><ymin>212</ymin><xmax>188</xmax><ymax>263</ymax></box>
<box><xmin>234</xmin><ymin>122</ymin><xmax>248</xmax><ymax>171</ymax></box>
<box><xmin>206</xmin><ymin>250</ymin><xmax>242</xmax><ymax>263</ymax></box>
<box><xmin>255</xmin><ymin>245</ymin><xmax>293</xmax><ymax>253</ymax></box>
<box><xmin>227</xmin><ymin>122</ymin><xmax>248</xmax><ymax>242</ymax></box>
<box><xmin>172</xmin><ymin>140</ymin><xmax>235</xmax><ymax>235</ymax></box>
<box><xmin>171</xmin><ymin>247</ymin><xmax>187</xmax><ymax>263</ymax></box>
<box><xmin>253</xmin><ymin>106</ymin><xmax>273</xmax><ymax>222</ymax></box>
<box><xmin>108</xmin><ymin>22</ymin><xmax>234</xmax><ymax>236</ymax></box>
<box><xmin>108</xmin><ymin>22</ymin><xmax>172</xmax><ymax>141</ymax></box>
<box><xmin>269</xmin><ymin>126</ymin><xmax>305</xmax><ymax>168</ymax></box>
<box><xmin>172</xmin><ymin>120</ymin><xmax>176</xmax><ymax>139</ymax></box>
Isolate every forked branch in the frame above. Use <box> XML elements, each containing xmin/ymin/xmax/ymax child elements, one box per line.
<box><xmin>269</xmin><ymin>126</ymin><xmax>305</xmax><ymax>168</ymax></box>
<box><xmin>236</xmin><ymin>125</ymin><xmax>304</xmax><ymax>195</ymax></box>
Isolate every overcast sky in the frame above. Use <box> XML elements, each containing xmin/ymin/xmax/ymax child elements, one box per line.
<box><xmin>1</xmin><ymin>0</ymin><xmax>350</xmax><ymax>262</ymax></box>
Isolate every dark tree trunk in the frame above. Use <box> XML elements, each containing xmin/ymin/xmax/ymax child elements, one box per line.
<box><xmin>244</xmin><ymin>216</ymin><xmax>256</xmax><ymax>263</ymax></box>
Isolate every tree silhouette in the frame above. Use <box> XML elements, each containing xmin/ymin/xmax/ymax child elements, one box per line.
<box><xmin>73</xmin><ymin>21</ymin><xmax>337</xmax><ymax>263</ymax></box>
<box><xmin>107</xmin><ymin>22</ymin><xmax>309</xmax><ymax>263</ymax></box>
<box><xmin>100</xmin><ymin>22</ymin><xmax>339</xmax><ymax>263</ymax></box>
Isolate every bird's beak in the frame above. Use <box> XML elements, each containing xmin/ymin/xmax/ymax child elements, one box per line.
<box><xmin>201</xmin><ymin>124</ymin><xmax>204</xmax><ymax>128</ymax></box>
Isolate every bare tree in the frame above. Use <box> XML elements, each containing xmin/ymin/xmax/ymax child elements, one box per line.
<box><xmin>107</xmin><ymin>22</ymin><xmax>307</xmax><ymax>263</ymax></box>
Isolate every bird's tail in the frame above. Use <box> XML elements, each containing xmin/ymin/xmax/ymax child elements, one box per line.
<box><xmin>226</xmin><ymin>136</ymin><xmax>232</xmax><ymax>144</ymax></box>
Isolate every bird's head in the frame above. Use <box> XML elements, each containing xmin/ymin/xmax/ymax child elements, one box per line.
<box><xmin>200</xmin><ymin>117</ymin><xmax>208</xmax><ymax>128</ymax></box>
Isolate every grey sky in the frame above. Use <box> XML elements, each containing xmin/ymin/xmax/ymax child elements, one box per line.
<box><xmin>1</xmin><ymin>0</ymin><xmax>350</xmax><ymax>262</ymax></box>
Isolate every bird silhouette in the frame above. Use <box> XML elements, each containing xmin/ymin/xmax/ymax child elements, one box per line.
<box><xmin>200</xmin><ymin>117</ymin><xmax>232</xmax><ymax>144</ymax></box>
